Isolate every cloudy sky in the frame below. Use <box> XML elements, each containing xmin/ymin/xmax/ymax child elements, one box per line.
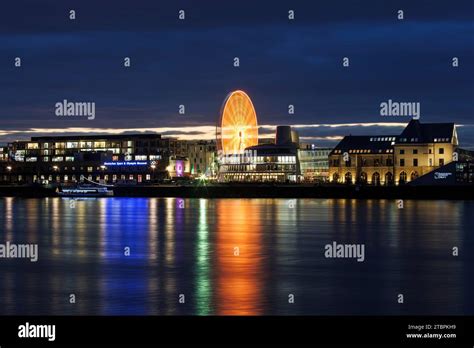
<box><xmin>0</xmin><ymin>0</ymin><xmax>473</xmax><ymax>147</ymax></box>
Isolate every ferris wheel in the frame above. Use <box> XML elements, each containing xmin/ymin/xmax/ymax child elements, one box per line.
<box><xmin>216</xmin><ymin>90</ymin><xmax>259</xmax><ymax>154</ymax></box>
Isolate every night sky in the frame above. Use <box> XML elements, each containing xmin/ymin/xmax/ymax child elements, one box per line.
<box><xmin>0</xmin><ymin>0</ymin><xmax>473</xmax><ymax>147</ymax></box>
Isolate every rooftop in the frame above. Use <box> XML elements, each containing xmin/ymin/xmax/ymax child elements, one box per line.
<box><xmin>396</xmin><ymin>119</ymin><xmax>456</xmax><ymax>144</ymax></box>
<box><xmin>30</xmin><ymin>133</ymin><xmax>163</xmax><ymax>142</ymax></box>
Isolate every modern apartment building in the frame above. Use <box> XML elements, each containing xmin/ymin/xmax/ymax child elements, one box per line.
<box><xmin>0</xmin><ymin>134</ymin><xmax>173</xmax><ymax>184</ymax></box>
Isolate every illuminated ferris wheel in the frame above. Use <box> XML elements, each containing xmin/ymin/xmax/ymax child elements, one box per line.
<box><xmin>216</xmin><ymin>90</ymin><xmax>259</xmax><ymax>154</ymax></box>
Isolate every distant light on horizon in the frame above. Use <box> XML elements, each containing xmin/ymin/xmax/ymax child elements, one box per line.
<box><xmin>0</xmin><ymin>122</ymin><xmax>430</xmax><ymax>143</ymax></box>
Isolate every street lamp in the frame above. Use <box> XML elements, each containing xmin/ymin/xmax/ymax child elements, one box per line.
<box><xmin>6</xmin><ymin>166</ymin><xmax>12</xmax><ymax>184</ymax></box>
<box><xmin>52</xmin><ymin>165</ymin><xmax>59</xmax><ymax>184</ymax></box>
<box><xmin>150</xmin><ymin>161</ymin><xmax>156</xmax><ymax>183</ymax></box>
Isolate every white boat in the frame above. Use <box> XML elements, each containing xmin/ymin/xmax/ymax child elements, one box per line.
<box><xmin>57</xmin><ymin>185</ymin><xmax>113</xmax><ymax>197</ymax></box>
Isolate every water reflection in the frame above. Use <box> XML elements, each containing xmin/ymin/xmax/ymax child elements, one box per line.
<box><xmin>195</xmin><ymin>199</ymin><xmax>211</xmax><ymax>315</ymax></box>
<box><xmin>215</xmin><ymin>200</ymin><xmax>263</xmax><ymax>315</ymax></box>
<box><xmin>0</xmin><ymin>197</ymin><xmax>472</xmax><ymax>315</ymax></box>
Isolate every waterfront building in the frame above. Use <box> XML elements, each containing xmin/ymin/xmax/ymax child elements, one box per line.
<box><xmin>407</xmin><ymin>161</ymin><xmax>474</xmax><ymax>186</ymax></box>
<box><xmin>393</xmin><ymin>120</ymin><xmax>458</xmax><ymax>184</ymax></box>
<box><xmin>0</xmin><ymin>145</ymin><xmax>8</xmax><ymax>162</ymax></box>
<box><xmin>0</xmin><ymin>134</ymin><xmax>172</xmax><ymax>184</ymax></box>
<box><xmin>167</xmin><ymin>156</ymin><xmax>191</xmax><ymax>178</ymax></box>
<box><xmin>215</xmin><ymin>90</ymin><xmax>332</xmax><ymax>183</ymax></box>
<box><xmin>186</xmin><ymin>140</ymin><xmax>217</xmax><ymax>177</ymax></box>
<box><xmin>328</xmin><ymin>120</ymin><xmax>460</xmax><ymax>185</ymax></box>
<box><xmin>298</xmin><ymin>145</ymin><xmax>332</xmax><ymax>183</ymax></box>
<box><xmin>218</xmin><ymin>125</ymin><xmax>300</xmax><ymax>182</ymax></box>
<box><xmin>328</xmin><ymin>136</ymin><xmax>396</xmax><ymax>185</ymax></box>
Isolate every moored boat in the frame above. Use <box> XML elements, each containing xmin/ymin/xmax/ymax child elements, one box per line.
<box><xmin>57</xmin><ymin>184</ymin><xmax>113</xmax><ymax>197</ymax></box>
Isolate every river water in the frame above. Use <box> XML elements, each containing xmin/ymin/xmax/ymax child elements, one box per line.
<box><xmin>0</xmin><ymin>197</ymin><xmax>472</xmax><ymax>315</ymax></box>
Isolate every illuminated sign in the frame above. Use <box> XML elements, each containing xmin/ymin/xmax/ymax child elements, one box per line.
<box><xmin>103</xmin><ymin>161</ymin><xmax>148</xmax><ymax>166</ymax></box>
<box><xmin>176</xmin><ymin>160</ymin><xmax>184</xmax><ymax>177</ymax></box>
<box><xmin>434</xmin><ymin>172</ymin><xmax>452</xmax><ymax>180</ymax></box>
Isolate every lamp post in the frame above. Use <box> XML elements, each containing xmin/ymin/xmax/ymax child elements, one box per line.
<box><xmin>6</xmin><ymin>166</ymin><xmax>12</xmax><ymax>184</ymax></box>
<box><xmin>52</xmin><ymin>165</ymin><xmax>59</xmax><ymax>184</ymax></box>
<box><xmin>100</xmin><ymin>165</ymin><xmax>106</xmax><ymax>184</ymax></box>
<box><xmin>150</xmin><ymin>161</ymin><xmax>156</xmax><ymax>183</ymax></box>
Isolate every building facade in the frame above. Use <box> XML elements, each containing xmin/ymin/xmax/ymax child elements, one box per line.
<box><xmin>218</xmin><ymin>126</ymin><xmax>300</xmax><ymax>183</ymax></box>
<box><xmin>0</xmin><ymin>134</ymin><xmax>172</xmax><ymax>184</ymax></box>
<box><xmin>187</xmin><ymin>140</ymin><xmax>217</xmax><ymax>177</ymax></box>
<box><xmin>393</xmin><ymin>120</ymin><xmax>458</xmax><ymax>184</ymax></box>
<box><xmin>167</xmin><ymin>156</ymin><xmax>191</xmax><ymax>178</ymax></box>
<box><xmin>298</xmin><ymin>145</ymin><xmax>332</xmax><ymax>182</ymax></box>
<box><xmin>328</xmin><ymin>136</ymin><xmax>396</xmax><ymax>185</ymax></box>
<box><xmin>328</xmin><ymin>120</ymin><xmax>459</xmax><ymax>185</ymax></box>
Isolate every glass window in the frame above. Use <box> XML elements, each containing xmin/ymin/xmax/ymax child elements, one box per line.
<box><xmin>66</xmin><ymin>142</ymin><xmax>78</xmax><ymax>149</ymax></box>
<box><xmin>27</xmin><ymin>143</ymin><xmax>39</xmax><ymax>149</ymax></box>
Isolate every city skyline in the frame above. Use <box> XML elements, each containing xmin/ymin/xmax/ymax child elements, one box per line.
<box><xmin>0</xmin><ymin>0</ymin><xmax>473</xmax><ymax>147</ymax></box>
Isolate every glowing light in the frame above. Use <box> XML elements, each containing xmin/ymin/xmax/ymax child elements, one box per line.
<box><xmin>175</xmin><ymin>160</ymin><xmax>184</xmax><ymax>177</ymax></box>
<box><xmin>103</xmin><ymin>161</ymin><xmax>148</xmax><ymax>166</ymax></box>
<box><xmin>217</xmin><ymin>90</ymin><xmax>258</xmax><ymax>154</ymax></box>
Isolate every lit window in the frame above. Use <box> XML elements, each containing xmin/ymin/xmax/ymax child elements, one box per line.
<box><xmin>66</xmin><ymin>142</ymin><xmax>78</xmax><ymax>149</ymax></box>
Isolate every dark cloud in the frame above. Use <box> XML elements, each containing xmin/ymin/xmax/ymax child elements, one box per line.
<box><xmin>0</xmin><ymin>0</ymin><xmax>472</xmax><ymax>148</ymax></box>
